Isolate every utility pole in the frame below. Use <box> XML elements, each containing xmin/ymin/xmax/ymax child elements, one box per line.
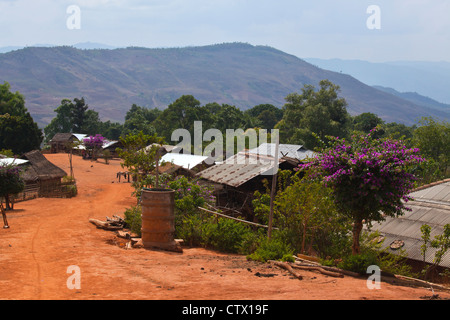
<box><xmin>268</xmin><ymin>133</ymin><xmax>279</xmax><ymax>239</ymax></box>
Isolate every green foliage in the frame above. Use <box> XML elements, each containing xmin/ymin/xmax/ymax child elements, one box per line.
<box><xmin>175</xmin><ymin>213</ymin><xmax>206</xmax><ymax>247</ymax></box>
<box><xmin>276</xmin><ymin>80</ymin><xmax>351</xmax><ymax>149</ymax></box>
<box><xmin>122</xmin><ymin>104</ymin><xmax>160</xmax><ymax>136</ymax></box>
<box><xmin>124</xmin><ymin>205</ymin><xmax>142</xmax><ymax>237</ymax></box>
<box><xmin>420</xmin><ymin>223</ymin><xmax>450</xmax><ymax>278</ymax></box>
<box><xmin>116</xmin><ymin>131</ymin><xmax>164</xmax><ymax>195</ymax></box>
<box><xmin>413</xmin><ymin>117</ymin><xmax>450</xmax><ymax>177</ymax></box>
<box><xmin>252</xmin><ymin>171</ymin><xmax>352</xmax><ymax>258</ymax></box>
<box><xmin>202</xmin><ymin>217</ymin><xmax>255</xmax><ymax>253</ymax></box>
<box><xmin>0</xmin><ymin>149</ymin><xmax>14</xmax><ymax>157</ymax></box>
<box><xmin>299</xmin><ymin>128</ymin><xmax>425</xmax><ymax>254</ymax></box>
<box><xmin>337</xmin><ymin>252</ymin><xmax>379</xmax><ymax>275</ymax></box>
<box><xmin>352</xmin><ymin>112</ymin><xmax>385</xmax><ymax>138</ymax></box>
<box><xmin>43</xmin><ymin>97</ymin><xmax>123</xmax><ymax>142</ymax></box>
<box><xmin>0</xmin><ymin>82</ymin><xmax>43</xmax><ymax>154</ymax></box>
<box><xmin>247</xmin><ymin>234</ymin><xmax>294</xmax><ymax>262</ymax></box>
<box><xmin>0</xmin><ymin>163</ymin><xmax>25</xmax><ymax>209</ymax></box>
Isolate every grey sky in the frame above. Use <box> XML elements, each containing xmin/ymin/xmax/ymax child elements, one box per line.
<box><xmin>0</xmin><ymin>0</ymin><xmax>448</xmax><ymax>62</ymax></box>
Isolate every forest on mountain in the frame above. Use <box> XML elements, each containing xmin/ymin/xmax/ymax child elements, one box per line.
<box><xmin>1</xmin><ymin>78</ymin><xmax>448</xmax><ymax>184</ymax></box>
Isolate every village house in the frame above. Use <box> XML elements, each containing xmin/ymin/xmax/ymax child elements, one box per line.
<box><xmin>49</xmin><ymin>133</ymin><xmax>87</xmax><ymax>153</ymax></box>
<box><xmin>369</xmin><ymin>179</ymin><xmax>450</xmax><ymax>280</ymax></box>
<box><xmin>196</xmin><ymin>144</ymin><xmax>308</xmax><ymax>220</ymax></box>
<box><xmin>21</xmin><ymin>150</ymin><xmax>69</xmax><ymax>198</ymax></box>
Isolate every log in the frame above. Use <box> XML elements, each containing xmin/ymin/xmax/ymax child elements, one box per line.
<box><xmin>294</xmin><ymin>259</ymin><xmax>361</xmax><ymax>278</ymax></box>
<box><xmin>89</xmin><ymin>218</ymin><xmax>123</xmax><ymax>231</ymax></box>
<box><xmin>270</xmin><ymin>261</ymin><xmax>303</xmax><ymax>280</ymax></box>
<box><xmin>291</xmin><ymin>264</ymin><xmax>344</xmax><ymax>278</ymax></box>
<box><xmin>117</xmin><ymin>230</ymin><xmax>131</xmax><ymax>239</ymax></box>
<box><xmin>296</xmin><ymin>254</ymin><xmax>321</xmax><ymax>263</ymax></box>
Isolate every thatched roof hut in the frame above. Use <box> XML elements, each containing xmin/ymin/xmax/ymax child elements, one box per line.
<box><xmin>49</xmin><ymin>133</ymin><xmax>87</xmax><ymax>153</ymax></box>
<box><xmin>21</xmin><ymin>150</ymin><xmax>67</xmax><ymax>184</ymax></box>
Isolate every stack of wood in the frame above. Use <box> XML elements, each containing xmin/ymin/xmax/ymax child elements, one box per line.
<box><xmin>89</xmin><ymin>215</ymin><xmax>126</xmax><ymax>231</ymax></box>
<box><xmin>269</xmin><ymin>254</ymin><xmax>360</xmax><ymax>281</ymax></box>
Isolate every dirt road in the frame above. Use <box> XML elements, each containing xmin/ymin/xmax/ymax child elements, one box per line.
<box><xmin>0</xmin><ymin>154</ymin><xmax>448</xmax><ymax>301</ymax></box>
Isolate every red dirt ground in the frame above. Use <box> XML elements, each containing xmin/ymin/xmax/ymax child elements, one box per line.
<box><xmin>0</xmin><ymin>153</ymin><xmax>449</xmax><ymax>301</ymax></box>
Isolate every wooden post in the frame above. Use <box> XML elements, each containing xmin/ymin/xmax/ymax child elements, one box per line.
<box><xmin>268</xmin><ymin>134</ymin><xmax>279</xmax><ymax>239</ymax></box>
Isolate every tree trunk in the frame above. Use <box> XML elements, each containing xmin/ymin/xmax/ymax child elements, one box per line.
<box><xmin>352</xmin><ymin>219</ymin><xmax>363</xmax><ymax>255</ymax></box>
<box><xmin>1</xmin><ymin>203</ymin><xmax>9</xmax><ymax>228</ymax></box>
<box><xmin>4</xmin><ymin>194</ymin><xmax>12</xmax><ymax>210</ymax></box>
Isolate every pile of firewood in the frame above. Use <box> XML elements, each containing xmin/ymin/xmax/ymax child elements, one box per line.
<box><xmin>89</xmin><ymin>215</ymin><xmax>127</xmax><ymax>231</ymax></box>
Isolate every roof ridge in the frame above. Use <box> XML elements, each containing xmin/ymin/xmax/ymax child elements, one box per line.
<box><xmin>412</xmin><ymin>178</ymin><xmax>450</xmax><ymax>192</ymax></box>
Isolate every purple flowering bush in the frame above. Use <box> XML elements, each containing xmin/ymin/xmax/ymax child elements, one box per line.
<box><xmin>298</xmin><ymin>128</ymin><xmax>425</xmax><ymax>254</ymax></box>
<box><xmin>83</xmin><ymin>134</ymin><xmax>105</xmax><ymax>159</ymax></box>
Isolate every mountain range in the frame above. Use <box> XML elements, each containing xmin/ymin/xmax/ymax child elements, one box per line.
<box><xmin>0</xmin><ymin>42</ymin><xmax>448</xmax><ymax>128</ymax></box>
<box><xmin>304</xmin><ymin>58</ymin><xmax>450</xmax><ymax>106</ymax></box>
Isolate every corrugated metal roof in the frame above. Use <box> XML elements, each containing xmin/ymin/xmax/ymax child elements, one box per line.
<box><xmin>247</xmin><ymin>143</ymin><xmax>315</xmax><ymax>161</ymax></box>
<box><xmin>160</xmin><ymin>153</ymin><xmax>210</xmax><ymax>170</ymax></box>
<box><xmin>0</xmin><ymin>158</ymin><xmax>29</xmax><ymax>166</ymax></box>
<box><xmin>410</xmin><ymin>181</ymin><xmax>450</xmax><ymax>206</ymax></box>
<box><xmin>197</xmin><ymin>152</ymin><xmax>282</xmax><ymax>188</ymax></box>
<box><xmin>369</xmin><ymin>180</ymin><xmax>450</xmax><ymax>268</ymax></box>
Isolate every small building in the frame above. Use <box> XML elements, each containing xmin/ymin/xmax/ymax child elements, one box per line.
<box><xmin>197</xmin><ymin>151</ymin><xmax>300</xmax><ymax>220</ymax></box>
<box><xmin>21</xmin><ymin>150</ymin><xmax>68</xmax><ymax>197</ymax></box>
<box><xmin>101</xmin><ymin>140</ymin><xmax>123</xmax><ymax>158</ymax></box>
<box><xmin>369</xmin><ymin>179</ymin><xmax>450</xmax><ymax>279</ymax></box>
<box><xmin>49</xmin><ymin>133</ymin><xmax>87</xmax><ymax>153</ymax></box>
<box><xmin>160</xmin><ymin>153</ymin><xmax>213</xmax><ymax>173</ymax></box>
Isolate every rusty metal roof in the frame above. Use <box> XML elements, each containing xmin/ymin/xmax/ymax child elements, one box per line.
<box><xmin>369</xmin><ymin>180</ymin><xmax>450</xmax><ymax>268</ymax></box>
<box><xmin>197</xmin><ymin>152</ymin><xmax>282</xmax><ymax>188</ymax></box>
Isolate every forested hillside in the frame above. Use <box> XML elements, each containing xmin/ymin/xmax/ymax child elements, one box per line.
<box><xmin>1</xmin><ymin>43</ymin><xmax>447</xmax><ymax>127</ymax></box>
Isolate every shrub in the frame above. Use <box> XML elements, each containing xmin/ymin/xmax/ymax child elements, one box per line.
<box><xmin>247</xmin><ymin>235</ymin><xmax>294</xmax><ymax>262</ymax></box>
<box><xmin>338</xmin><ymin>252</ymin><xmax>379</xmax><ymax>275</ymax></box>
<box><xmin>124</xmin><ymin>205</ymin><xmax>142</xmax><ymax>236</ymax></box>
<box><xmin>175</xmin><ymin>213</ymin><xmax>206</xmax><ymax>247</ymax></box>
<box><xmin>202</xmin><ymin>217</ymin><xmax>254</xmax><ymax>253</ymax></box>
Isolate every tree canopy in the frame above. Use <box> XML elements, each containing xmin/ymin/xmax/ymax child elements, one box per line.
<box><xmin>276</xmin><ymin>80</ymin><xmax>351</xmax><ymax>149</ymax></box>
<box><xmin>298</xmin><ymin>128</ymin><xmax>425</xmax><ymax>254</ymax></box>
<box><xmin>0</xmin><ymin>82</ymin><xmax>43</xmax><ymax>154</ymax></box>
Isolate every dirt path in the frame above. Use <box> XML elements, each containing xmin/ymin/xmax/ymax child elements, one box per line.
<box><xmin>0</xmin><ymin>154</ymin><xmax>449</xmax><ymax>301</ymax></box>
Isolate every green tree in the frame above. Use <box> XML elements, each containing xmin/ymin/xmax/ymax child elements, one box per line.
<box><xmin>44</xmin><ymin>99</ymin><xmax>73</xmax><ymax>142</ymax></box>
<box><xmin>352</xmin><ymin>112</ymin><xmax>385</xmax><ymax>138</ymax></box>
<box><xmin>0</xmin><ymin>163</ymin><xmax>25</xmax><ymax>210</ymax></box>
<box><xmin>413</xmin><ymin>117</ymin><xmax>450</xmax><ymax>176</ymax></box>
<box><xmin>299</xmin><ymin>129</ymin><xmax>425</xmax><ymax>254</ymax></box>
<box><xmin>421</xmin><ymin>224</ymin><xmax>450</xmax><ymax>280</ymax></box>
<box><xmin>276</xmin><ymin>80</ymin><xmax>350</xmax><ymax>149</ymax></box>
<box><xmin>383</xmin><ymin>122</ymin><xmax>415</xmax><ymax>141</ymax></box>
<box><xmin>116</xmin><ymin>131</ymin><xmax>164</xmax><ymax>196</ymax></box>
<box><xmin>122</xmin><ymin>104</ymin><xmax>161</xmax><ymax>136</ymax></box>
<box><xmin>245</xmin><ymin>104</ymin><xmax>283</xmax><ymax>130</ymax></box>
<box><xmin>70</xmin><ymin>97</ymin><xmax>89</xmax><ymax>133</ymax></box>
<box><xmin>153</xmin><ymin>95</ymin><xmax>203</xmax><ymax>142</ymax></box>
<box><xmin>0</xmin><ymin>82</ymin><xmax>43</xmax><ymax>154</ymax></box>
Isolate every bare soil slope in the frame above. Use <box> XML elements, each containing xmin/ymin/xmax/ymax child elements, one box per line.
<box><xmin>0</xmin><ymin>154</ymin><xmax>448</xmax><ymax>300</ymax></box>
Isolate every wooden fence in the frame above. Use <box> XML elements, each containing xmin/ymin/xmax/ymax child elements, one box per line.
<box><xmin>11</xmin><ymin>181</ymin><xmax>77</xmax><ymax>204</ymax></box>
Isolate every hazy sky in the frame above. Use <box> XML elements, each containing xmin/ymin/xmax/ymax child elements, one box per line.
<box><xmin>0</xmin><ymin>0</ymin><xmax>449</xmax><ymax>62</ymax></box>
